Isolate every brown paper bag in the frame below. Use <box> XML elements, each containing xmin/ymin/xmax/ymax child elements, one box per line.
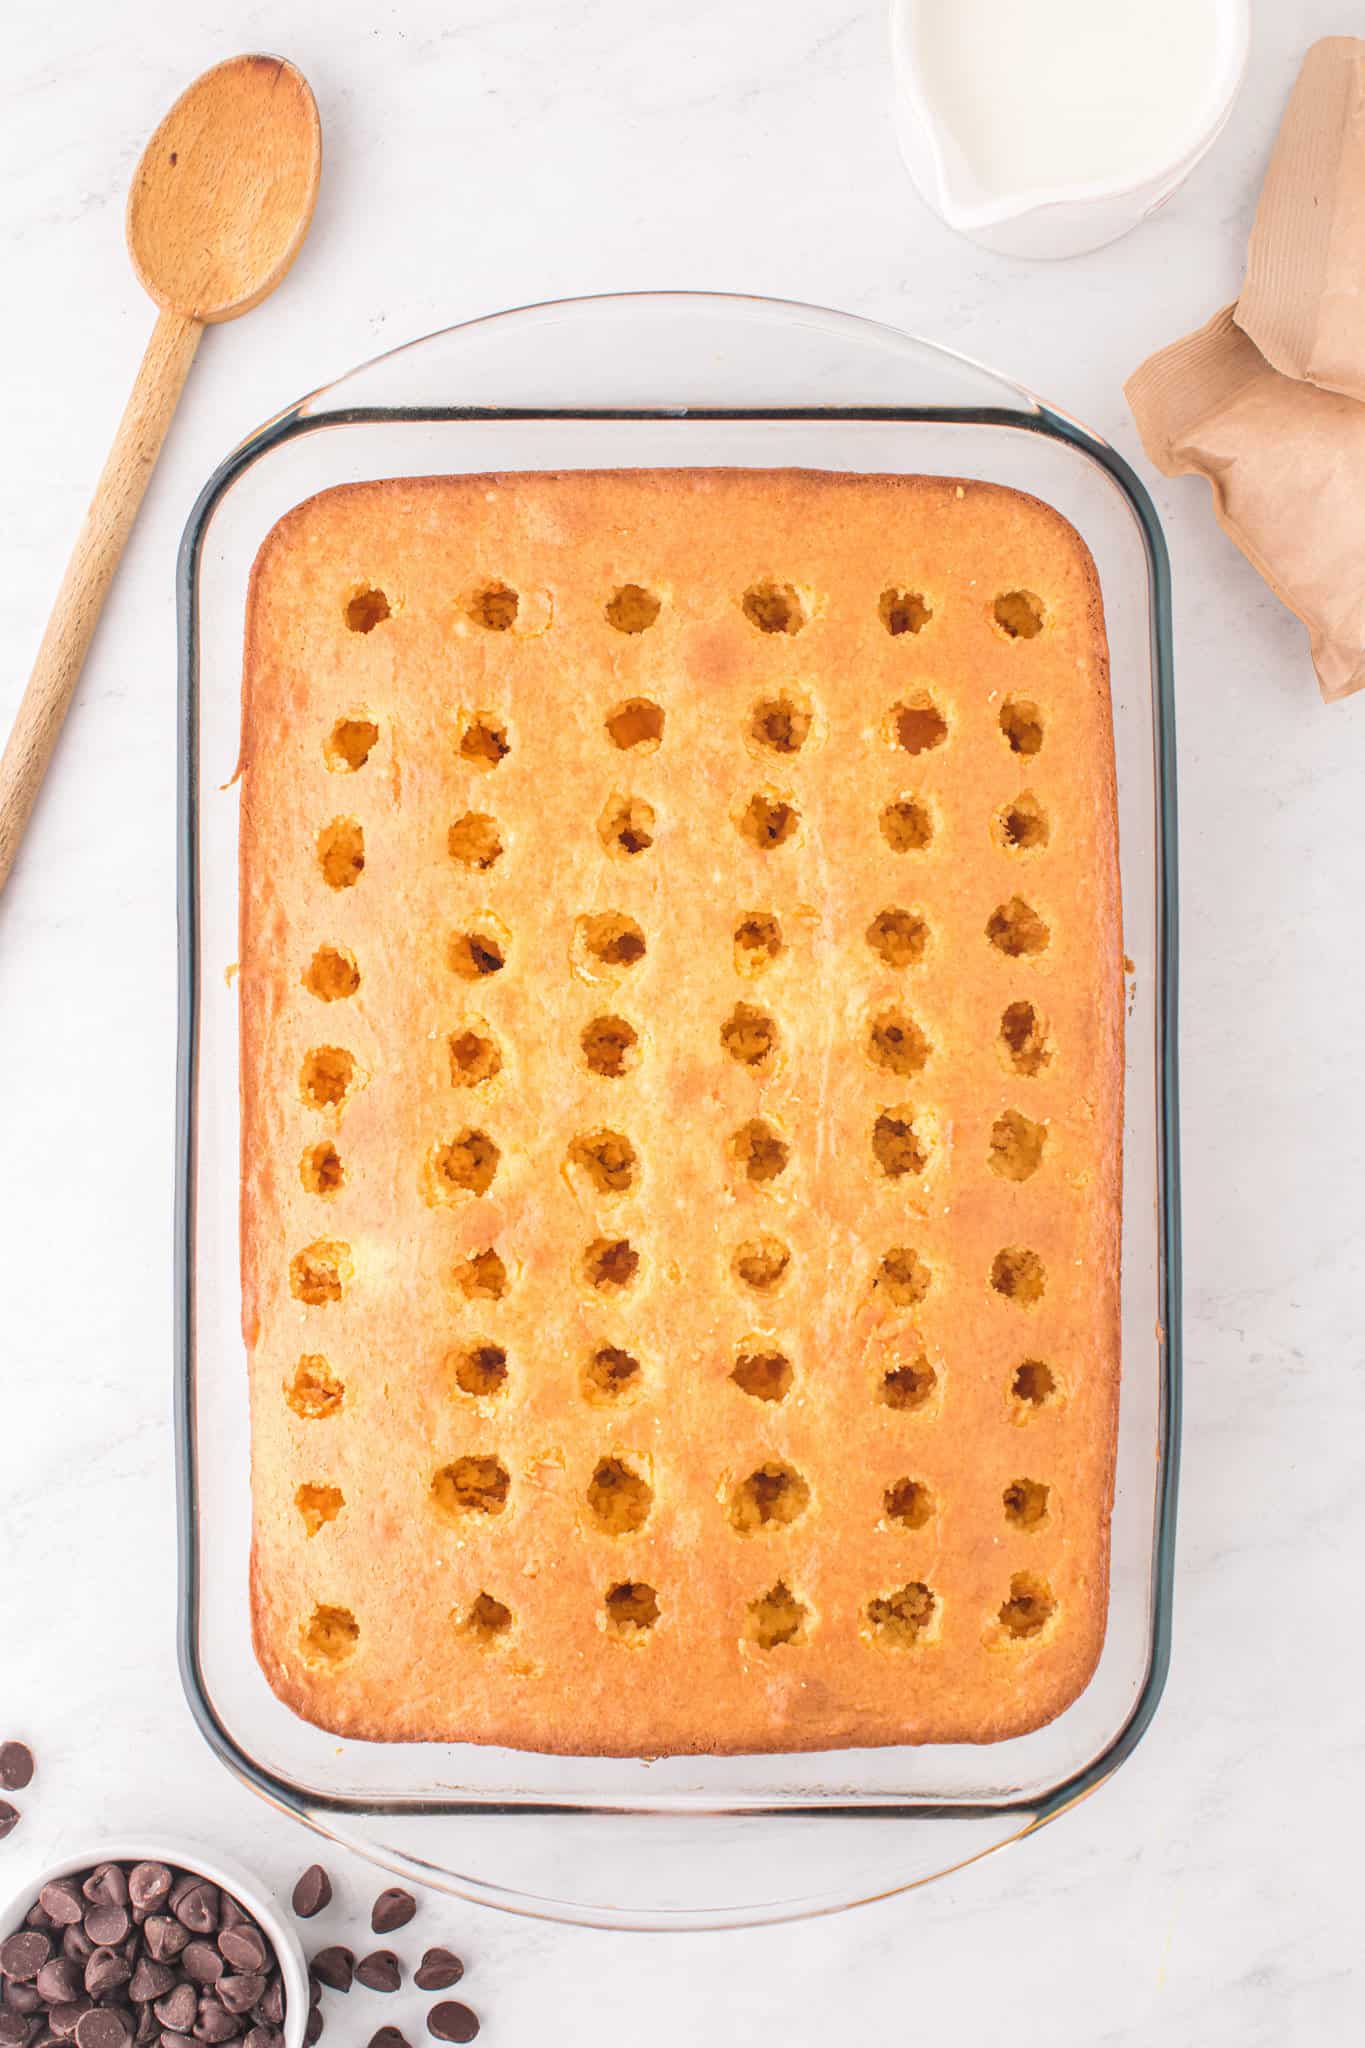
<box><xmin>1125</xmin><ymin>305</ymin><xmax>1365</xmax><ymax>702</ymax></box>
<box><xmin>1236</xmin><ymin>37</ymin><xmax>1365</xmax><ymax>401</ymax></box>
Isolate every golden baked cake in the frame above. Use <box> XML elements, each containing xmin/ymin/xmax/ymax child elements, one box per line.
<box><xmin>238</xmin><ymin>467</ymin><xmax>1123</xmax><ymax>1754</ymax></box>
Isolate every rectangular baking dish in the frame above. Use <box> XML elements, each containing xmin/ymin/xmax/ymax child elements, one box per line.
<box><xmin>175</xmin><ymin>292</ymin><xmax>1180</xmax><ymax>1929</ymax></box>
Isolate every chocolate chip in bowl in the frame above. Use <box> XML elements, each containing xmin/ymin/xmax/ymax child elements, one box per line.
<box><xmin>0</xmin><ymin>1849</ymin><xmax>309</xmax><ymax>2048</ymax></box>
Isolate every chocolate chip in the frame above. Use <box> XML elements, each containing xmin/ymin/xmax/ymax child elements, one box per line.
<box><xmin>143</xmin><ymin>1926</ymin><xmax>184</xmax><ymax>1969</ymax></box>
<box><xmin>4</xmin><ymin>1989</ymin><xmax>41</xmax><ymax>2017</ymax></box>
<box><xmin>0</xmin><ymin>2014</ymin><xmax>30</xmax><ymax>2048</ymax></box>
<box><xmin>368</xmin><ymin>2031</ymin><xmax>409</xmax><ymax>2048</ymax></box>
<box><xmin>302</xmin><ymin>2014</ymin><xmax>322</xmax><ymax>2048</ymax></box>
<box><xmin>82</xmin><ymin>1912</ymin><xmax>129</xmax><ymax>1953</ymax></box>
<box><xmin>289</xmin><ymin>1871</ymin><xmax>331</xmax><ymax>1923</ymax></box>
<box><xmin>133</xmin><ymin>2014</ymin><xmax>156</xmax><ymax>2048</ymax></box>
<box><xmin>252</xmin><ymin>1989</ymin><xmax>279</xmax><ymax>2034</ymax></box>
<box><xmin>83</xmin><ymin>1951</ymin><xmax>130</xmax><ymax>2001</ymax></box>
<box><xmin>368</xmin><ymin>1894</ymin><xmax>414</xmax><ymax>1937</ymax></box>
<box><xmin>160</xmin><ymin>2034</ymin><xmax>197</xmax><ymax>2048</ymax></box>
<box><xmin>75</xmin><ymin>2014</ymin><xmax>130</xmax><ymax>2048</ymax></box>
<box><xmin>213</xmin><ymin>1985</ymin><xmax>261</xmax><ymax>2022</ymax></box>
<box><xmin>308</xmin><ymin>1951</ymin><xmax>352</xmax><ymax>1996</ymax></box>
<box><xmin>34</xmin><ymin>1961</ymin><xmax>83</xmax><ymax>2007</ymax></box>
<box><xmin>126</xmin><ymin>1873</ymin><xmax>171</xmax><ymax>1917</ymax></box>
<box><xmin>1</xmin><ymin>1937</ymin><xmax>52</xmax><ymax>1985</ymax></box>
<box><xmin>170</xmin><ymin>1894</ymin><xmax>216</xmax><ymax>1942</ymax></box>
<box><xmin>81</xmin><ymin>1872</ymin><xmax>127</xmax><ymax>1913</ymax></box>
<box><xmin>0</xmin><ymin>1807</ymin><xmax>19</xmax><ymax>1844</ymax></box>
<box><xmin>190</xmin><ymin>1998</ymin><xmax>237</xmax><ymax>2044</ymax></box>
<box><xmin>0</xmin><ymin>1746</ymin><xmax>34</xmax><ymax>1793</ymax></box>
<box><xmin>213</xmin><ymin>1937</ymin><xmax>260</xmax><ymax>1983</ymax></box>
<box><xmin>151</xmin><ymin>1992</ymin><xmax>196</xmax><ymax>2037</ymax></box>
<box><xmin>353</xmin><ymin>1955</ymin><xmax>400</xmax><ymax>1995</ymax></box>
<box><xmin>127</xmin><ymin>1962</ymin><xmax>176</xmax><ymax>2007</ymax></box>
<box><xmin>38</xmin><ymin>1894</ymin><xmax>83</xmax><ymax>1935</ymax></box>
<box><xmin>240</xmin><ymin>2032</ymin><xmax>280</xmax><ymax>2048</ymax></box>
<box><xmin>412</xmin><ymin>1952</ymin><xmax>462</xmax><ymax>1994</ymax></box>
<box><xmin>48</xmin><ymin>2006</ymin><xmax>90</xmax><ymax>2042</ymax></box>
<box><xmin>425</xmin><ymin>2005</ymin><xmax>478</xmax><ymax>2044</ymax></box>
<box><xmin>58</xmin><ymin>1936</ymin><xmax>92</xmax><ymax>1971</ymax></box>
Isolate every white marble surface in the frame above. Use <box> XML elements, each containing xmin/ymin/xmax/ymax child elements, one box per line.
<box><xmin>2</xmin><ymin>0</ymin><xmax>1363</xmax><ymax>2037</ymax></box>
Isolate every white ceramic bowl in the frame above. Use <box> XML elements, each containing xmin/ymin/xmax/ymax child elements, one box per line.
<box><xmin>0</xmin><ymin>1843</ymin><xmax>308</xmax><ymax>2048</ymax></box>
<box><xmin>889</xmin><ymin>0</ymin><xmax>1250</xmax><ymax>258</ymax></box>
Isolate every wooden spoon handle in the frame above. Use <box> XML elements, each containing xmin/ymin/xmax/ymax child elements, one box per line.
<box><xmin>0</xmin><ymin>305</ymin><xmax>202</xmax><ymax>893</ymax></box>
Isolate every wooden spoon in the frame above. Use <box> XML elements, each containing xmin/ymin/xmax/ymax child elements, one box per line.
<box><xmin>0</xmin><ymin>54</ymin><xmax>321</xmax><ymax>893</ymax></box>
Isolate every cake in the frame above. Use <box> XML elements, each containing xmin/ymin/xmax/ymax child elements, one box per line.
<box><xmin>237</xmin><ymin>467</ymin><xmax>1123</xmax><ymax>1754</ymax></box>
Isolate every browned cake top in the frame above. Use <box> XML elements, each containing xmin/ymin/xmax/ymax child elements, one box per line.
<box><xmin>238</xmin><ymin>468</ymin><xmax>1123</xmax><ymax>1755</ymax></box>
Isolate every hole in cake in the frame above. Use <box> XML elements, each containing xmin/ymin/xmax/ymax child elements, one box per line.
<box><xmin>286</xmin><ymin>1355</ymin><xmax>344</xmax><ymax>1420</ymax></box>
<box><xmin>604</xmin><ymin>1580</ymin><xmax>659</xmax><ymax>1637</ymax></box>
<box><xmin>986</xmin><ymin>897</ymin><xmax>1050</xmax><ymax>958</ymax></box>
<box><xmin>432</xmin><ymin>1455</ymin><xmax>510</xmax><ymax>1518</ymax></box>
<box><xmin>577</xmin><ymin>912</ymin><xmax>647</xmax><ymax>972</ymax></box>
<box><xmin>867</xmin><ymin>1008</ymin><xmax>930</xmax><ymax>1077</ymax></box>
<box><xmin>449</xmin><ymin>1026</ymin><xmax>502</xmax><ymax>1087</ymax></box>
<box><xmin>750</xmin><ymin>691</ymin><xmax>812</xmax><ymax>755</ymax></box>
<box><xmin>991</xmin><ymin>1246</ymin><xmax>1047</xmax><ymax>1306</ymax></box>
<box><xmin>872</xmin><ymin>1109</ymin><xmax>929</xmax><ymax>1180</ymax></box>
<box><xmin>295</xmin><ymin>1482</ymin><xmax>344</xmax><ymax>1537</ymax></box>
<box><xmin>733</xmin><ymin>912</ymin><xmax>783</xmax><ymax>974</ymax></box>
<box><xmin>867</xmin><ymin>1581</ymin><xmax>936</xmax><ymax>1648</ymax></box>
<box><xmin>605</xmin><ymin>697</ymin><xmax>665</xmax><ymax>751</ymax></box>
<box><xmin>884</xmin><ymin>1478</ymin><xmax>933</xmax><ymax>1530</ymax></box>
<box><xmin>747</xmin><ymin>1580</ymin><xmax>809</xmax><ymax>1649</ymax></box>
<box><xmin>451</xmin><ymin>1342</ymin><xmax>508</xmax><ymax>1398</ymax></box>
<box><xmin>584</xmin><ymin>1236</ymin><xmax>640</xmax><ymax>1292</ymax></box>
<box><xmin>1001</xmin><ymin>1000</ymin><xmax>1052</xmax><ymax>1076</ymax></box>
<box><xmin>324</xmin><ymin>718</ymin><xmax>379</xmax><ymax>772</ymax></box>
<box><xmin>1000</xmin><ymin>697</ymin><xmax>1044</xmax><ymax>755</ymax></box>
<box><xmin>344</xmin><ymin>587</ymin><xmax>390</xmax><ymax>634</ymax></box>
<box><xmin>568</xmin><ymin>1128</ymin><xmax>638</xmax><ymax>1196</ymax></box>
<box><xmin>301</xmin><ymin>1604</ymin><xmax>358</xmax><ymax>1662</ymax></box>
<box><xmin>729</xmin><ymin>1460</ymin><xmax>810</xmax><ymax>1533</ymax></box>
<box><xmin>583</xmin><ymin>1345</ymin><xmax>642</xmax><ymax>1402</ymax></box>
<box><xmin>1003</xmin><ymin>1477</ymin><xmax>1050</xmax><ymax>1529</ymax></box>
<box><xmin>866</xmin><ymin>907</ymin><xmax>928</xmax><ymax>969</ymax></box>
<box><xmin>1012</xmin><ymin>1358</ymin><xmax>1057</xmax><ymax>1408</ymax></box>
<box><xmin>879</xmin><ymin>587</ymin><xmax>933</xmax><ymax>636</ymax></box>
<box><xmin>875</xmin><ymin>1247</ymin><xmax>931</xmax><ymax>1309</ymax></box>
<box><xmin>582</xmin><ymin>1014</ymin><xmax>639</xmax><ymax>1078</ymax></box>
<box><xmin>598</xmin><ymin>794</ymin><xmax>655</xmax><ymax>857</ymax></box>
<box><xmin>452</xmin><ymin>1247</ymin><xmax>509</xmax><ymax>1300</ymax></box>
<box><xmin>880</xmin><ymin>797</ymin><xmax>934</xmax><ymax>853</ymax></box>
<box><xmin>605</xmin><ymin>584</ymin><xmax>662</xmax><ymax>634</ymax></box>
<box><xmin>448</xmin><ymin>812</ymin><xmax>504</xmax><ymax>870</ymax></box>
<box><xmin>301</xmin><ymin>1141</ymin><xmax>344</xmax><ymax>1196</ymax></box>
<box><xmin>731</xmin><ymin>1118</ymin><xmax>790</xmax><ymax>1185</ymax></box>
<box><xmin>989</xmin><ymin>1109</ymin><xmax>1047</xmax><ymax>1182</ymax></box>
<box><xmin>733</xmin><ymin>1235</ymin><xmax>791</xmax><ymax>1293</ymax></box>
<box><xmin>318</xmin><ymin>817</ymin><xmax>365</xmax><ymax>889</ymax></box>
<box><xmin>720</xmin><ymin>1001</ymin><xmax>779</xmax><ymax>1069</ymax></box>
<box><xmin>998</xmin><ymin>1571</ymin><xmax>1055</xmax><ymax>1638</ymax></box>
<box><xmin>302</xmin><ymin>945</ymin><xmax>360</xmax><ymax>1002</ymax></box>
<box><xmin>449</xmin><ymin>924</ymin><xmax>508</xmax><ymax>980</ymax></box>
<box><xmin>738</xmin><ymin>792</ymin><xmax>798</xmax><ymax>851</ymax></box>
<box><xmin>433</xmin><ymin>1128</ymin><xmax>500</xmax><ymax>1198</ymax></box>
<box><xmin>891</xmin><ymin>694</ymin><xmax>948</xmax><ymax>756</ymax></box>
<box><xmin>467</xmin><ymin>582</ymin><xmax>518</xmax><ymax>631</ymax></box>
<box><xmin>741</xmin><ymin>581</ymin><xmax>806</xmax><ymax>635</ymax></box>
<box><xmin>586</xmin><ymin>1457</ymin><xmax>653</xmax><ymax>1535</ymax></box>
<box><xmin>458</xmin><ymin>715</ymin><xmax>509</xmax><ymax>768</ymax></box>
<box><xmin>463</xmin><ymin>1592</ymin><xmax>513</xmax><ymax>1643</ymax></box>
<box><xmin>994</xmin><ymin>589</ymin><xmax>1045</xmax><ymax>639</ymax></box>
<box><xmin>300</xmin><ymin>1046</ymin><xmax>356</xmax><ymax>1112</ymax></box>
<box><xmin>996</xmin><ymin>791</ymin><xmax>1050</xmax><ymax>851</ymax></box>
<box><xmin>289</xmin><ymin>1239</ymin><xmax>353</xmax><ymax>1306</ymax></box>
<box><xmin>730</xmin><ymin>1347</ymin><xmax>792</xmax><ymax>1404</ymax></box>
<box><xmin>879</xmin><ymin>1357</ymin><xmax>937</xmax><ymax>1411</ymax></box>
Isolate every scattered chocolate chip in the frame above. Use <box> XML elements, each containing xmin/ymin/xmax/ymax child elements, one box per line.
<box><xmin>412</xmin><ymin>1952</ymin><xmax>462</xmax><ymax>1994</ymax></box>
<box><xmin>308</xmin><ymin>1951</ymin><xmax>352</xmax><ymax>1996</ymax></box>
<box><xmin>368</xmin><ymin>2031</ymin><xmax>409</xmax><ymax>2048</ymax></box>
<box><xmin>82</xmin><ymin>1913</ymin><xmax>128</xmax><ymax>1955</ymax></box>
<box><xmin>0</xmin><ymin>1746</ymin><xmax>35</xmax><ymax>1793</ymax></box>
<box><xmin>82</xmin><ymin>1952</ymin><xmax>129</xmax><ymax>2002</ymax></box>
<box><xmin>353</xmin><ymin>1955</ymin><xmax>400</xmax><ymax>1996</ymax></box>
<box><xmin>179</xmin><ymin>1950</ymin><xmax>221</xmax><ymax>1990</ymax></box>
<box><xmin>210</xmin><ymin>1937</ymin><xmax>262</xmax><ymax>1983</ymax></box>
<box><xmin>306</xmin><ymin>1979</ymin><xmax>319</xmax><ymax>2013</ymax></box>
<box><xmin>128</xmin><ymin>1962</ymin><xmax>176</xmax><ymax>2006</ymax></box>
<box><xmin>170</xmin><ymin>1894</ymin><xmax>216</xmax><ymax>1941</ymax></box>
<box><xmin>0</xmin><ymin>1807</ymin><xmax>20</xmax><ymax>1844</ymax></box>
<box><xmin>368</xmin><ymin>1894</ymin><xmax>414</xmax><ymax>1938</ymax></box>
<box><xmin>290</xmin><ymin>1871</ymin><xmax>331</xmax><ymax>1922</ymax></box>
<box><xmin>151</xmin><ymin>1991</ymin><xmax>196</xmax><ymax>2037</ymax></box>
<box><xmin>81</xmin><ymin>1873</ymin><xmax>127</xmax><ymax>1914</ymax></box>
<box><xmin>75</xmin><ymin>2013</ymin><xmax>130</xmax><ymax>2048</ymax></box>
<box><xmin>302</xmin><ymin>2013</ymin><xmax>323</xmax><ymax>2048</ymax></box>
<box><xmin>126</xmin><ymin>1873</ymin><xmax>171</xmax><ymax>1917</ymax></box>
<box><xmin>1</xmin><ymin>1936</ymin><xmax>52</xmax><ymax>1985</ymax></box>
<box><xmin>426</xmin><ymin>2005</ymin><xmax>478</xmax><ymax>2044</ymax></box>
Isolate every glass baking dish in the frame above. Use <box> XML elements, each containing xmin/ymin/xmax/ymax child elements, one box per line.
<box><xmin>175</xmin><ymin>292</ymin><xmax>1180</xmax><ymax>1930</ymax></box>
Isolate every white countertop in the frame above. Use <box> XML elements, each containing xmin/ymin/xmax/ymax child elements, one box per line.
<box><xmin>2</xmin><ymin>1</ymin><xmax>1362</xmax><ymax>2039</ymax></box>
